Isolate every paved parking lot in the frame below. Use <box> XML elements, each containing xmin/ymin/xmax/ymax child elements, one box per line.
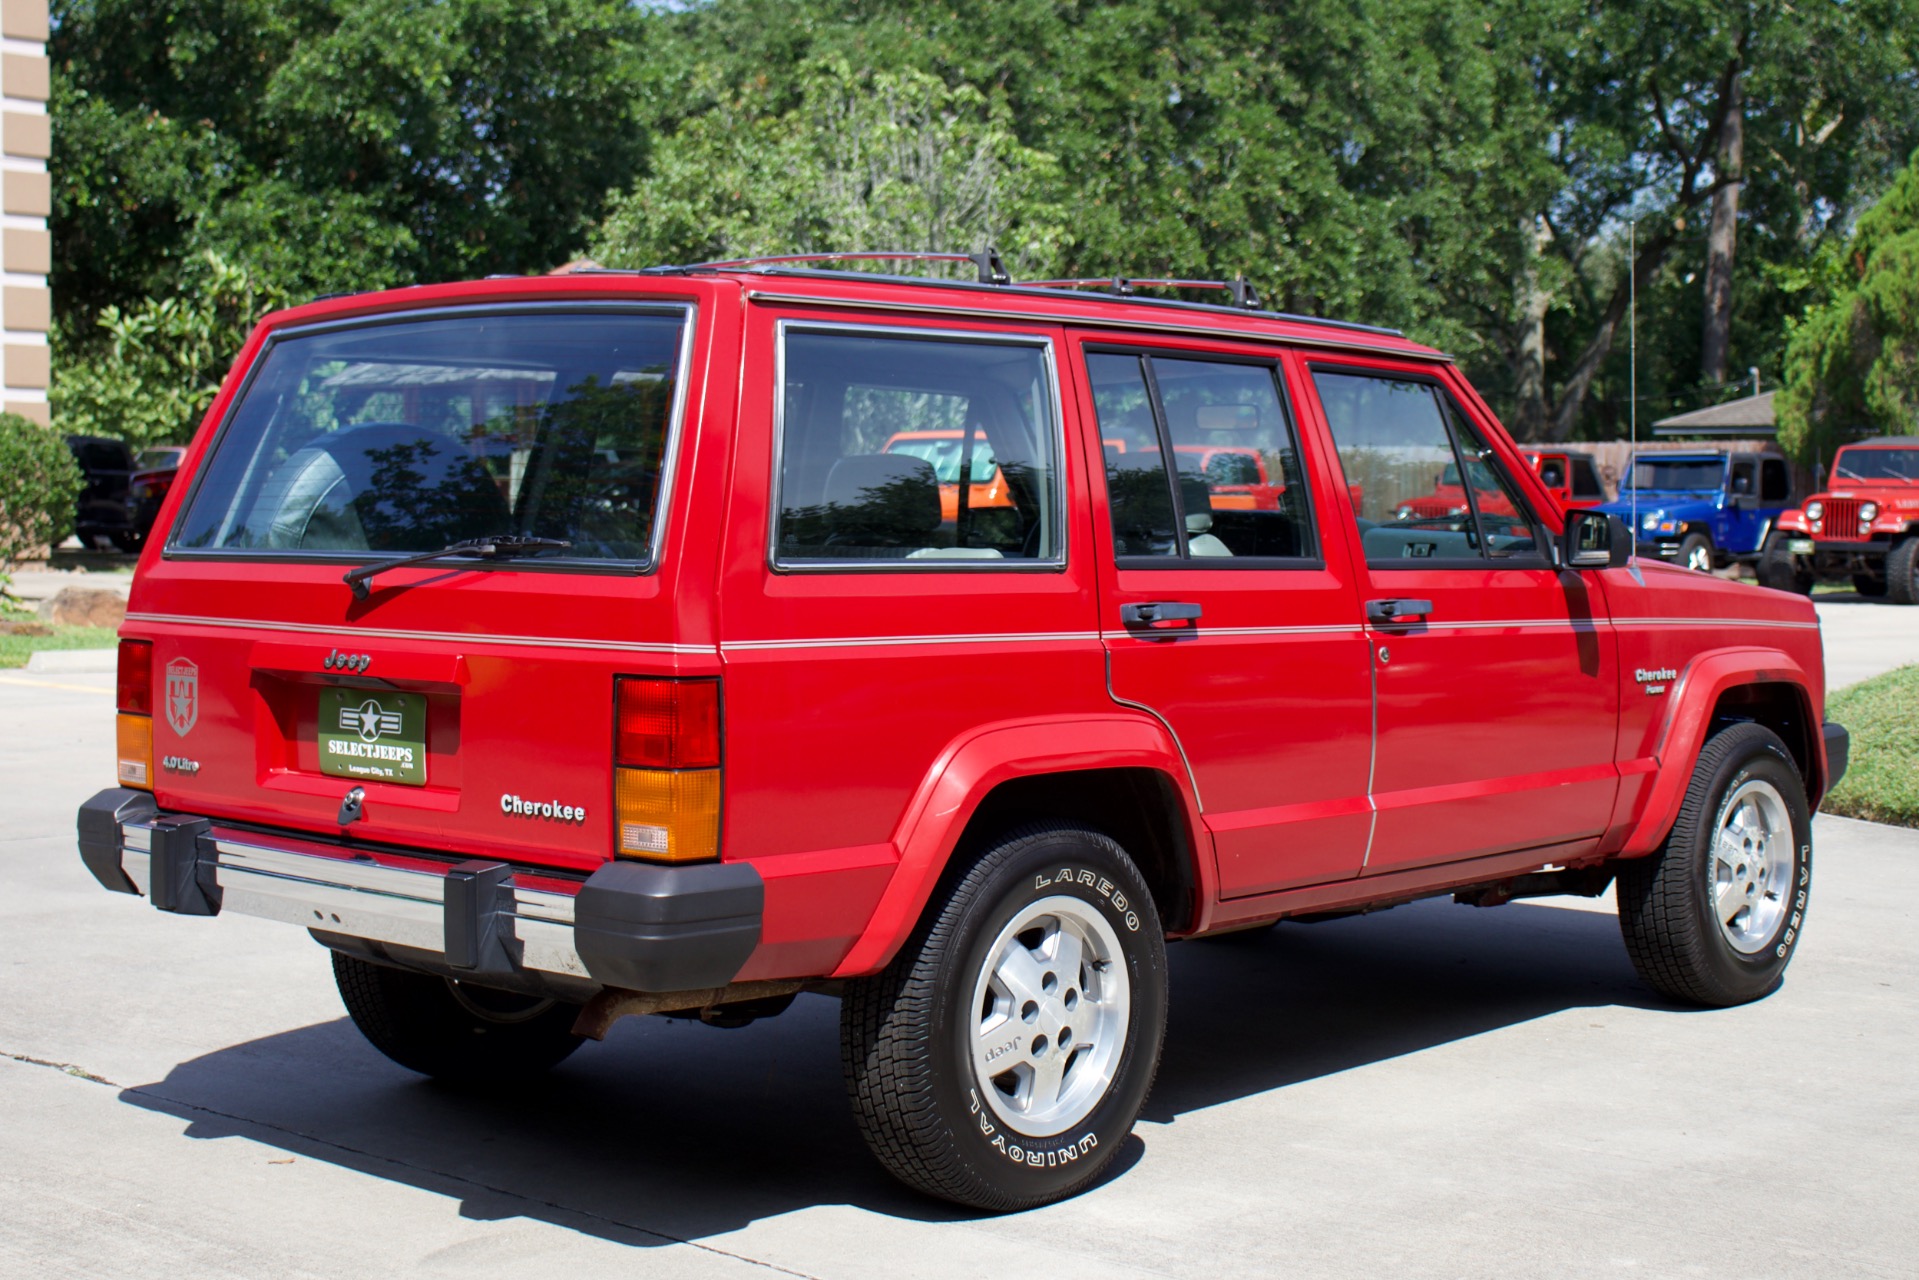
<box><xmin>1</xmin><ymin>610</ymin><xmax>1915</xmax><ymax>1278</ymax></box>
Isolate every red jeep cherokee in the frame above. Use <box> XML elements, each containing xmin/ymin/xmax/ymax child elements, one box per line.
<box><xmin>1762</xmin><ymin>436</ymin><xmax>1919</xmax><ymax>601</ymax></box>
<box><xmin>77</xmin><ymin>258</ymin><xmax>1848</xmax><ymax>1211</ymax></box>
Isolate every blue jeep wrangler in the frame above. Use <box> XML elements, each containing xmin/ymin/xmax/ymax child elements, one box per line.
<box><xmin>1594</xmin><ymin>449</ymin><xmax>1797</xmax><ymax>573</ymax></box>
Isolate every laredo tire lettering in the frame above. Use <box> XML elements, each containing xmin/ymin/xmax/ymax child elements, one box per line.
<box><xmin>843</xmin><ymin>823</ymin><xmax>1167</xmax><ymax>1211</ymax></box>
<box><xmin>1030</xmin><ymin>866</ymin><xmax>1141</xmax><ymax>931</ymax></box>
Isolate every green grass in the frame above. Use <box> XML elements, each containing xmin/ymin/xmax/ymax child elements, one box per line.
<box><xmin>1822</xmin><ymin>665</ymin><xmax>1919</xmax><ymax>829</ymax></box>
<box><xmin>0</xmin><ymin>624</ymin><xmax>119</xmax><ymax>669</ymax></box>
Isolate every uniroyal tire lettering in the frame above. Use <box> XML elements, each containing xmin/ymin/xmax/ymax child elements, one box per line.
<box><xmin>968</xmin><ymin>1086</ymin><xmax>1100</xmax><ymax>1165</ymax></box>
<box><xmin>1030</xmin><ymin>866</ymin><xmax>1141</xmax><ymax>931</ymax></box>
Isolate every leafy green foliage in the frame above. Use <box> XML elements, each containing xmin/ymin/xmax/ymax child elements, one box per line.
<box><xmin>51</xmin><ymin>0</ymin><xmax>649</xmax><ymax>321</ymax></box>
<box><xmin>53</xmin><ymin>253</ymin><xmax>289</xmax><ymax>450</ymax></box>
<box><xmin>0</xmin><ymin>413</ymin><xmax>84</xmax><ymax>570</ymax></box>
<box><xmin>1778</xmin><ymin>151</ymin><xmax>1919</xmax><ymax>463</ymax></box>
<box><xmin>1821</xmin><ymin>665</ymin><xmax>1919</xmax><ymax>829</ymax></box>
<box><xmin>596</xmin><ymin>60</ymin><xmax>1069</xmax><ymax>273</ymax></box>
<box><xmin>49</xmin><ymin>0</ymin><xmax>1919</xmax><ymax>445</ymax></box>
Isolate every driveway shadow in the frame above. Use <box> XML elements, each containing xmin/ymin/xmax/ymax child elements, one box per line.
<box><xmin>121</xmin><ymin>897</ymin><xmax>1665</xmax><ymax>1243</ymax></box>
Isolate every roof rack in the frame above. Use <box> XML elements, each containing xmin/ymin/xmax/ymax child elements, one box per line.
<box><xmin>626</xmin><ymin>248</ymin><xmax>1403</xmax><ymax>339</ymax></box>
<box><xmin>1020</xmin><ymin>276</ymin><xmax>1262</xmax><ymax>310</ymax></box>
<box><xmin>688</xmin><ymin>249</ymin><xmax>1011</xmax><ymax>285</ymax></box>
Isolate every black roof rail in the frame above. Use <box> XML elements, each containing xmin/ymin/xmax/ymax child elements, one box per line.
<box><xmin>1021</xmin><ymin>276</ymin><xmax>1263</xmax><ymax>310</ymax></box>
<box><xmin>687</xmin><ymin>249</ymin><xmax>1013</xmax><ymax>286</ymax></box>
<box><xmin>607</xmin><ymin>251</ymin><xmax>1405</xmax><ymax>339</ymax></box>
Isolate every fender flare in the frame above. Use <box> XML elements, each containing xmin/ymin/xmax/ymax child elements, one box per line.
<box><xmin>830</xmin><ymin>713</ymin><xmax>1206</xmax><ymax>978</ymax></box>
<box><xmin>1618</xmin><ymin>646</ymin><xmax>1820</xmax><ymax>857</ymax></box>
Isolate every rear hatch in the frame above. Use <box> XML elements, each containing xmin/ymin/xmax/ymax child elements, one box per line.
<box><xmin>125</xmin><ymin>291</ymin><xmax>720</xmax><ymax>874</ymax></box>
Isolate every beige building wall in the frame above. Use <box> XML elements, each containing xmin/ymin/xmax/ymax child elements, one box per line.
<box><xmin>2</xmin><ymin>0</ymin><xmax>49</xmax><ymax>426</ymax></box>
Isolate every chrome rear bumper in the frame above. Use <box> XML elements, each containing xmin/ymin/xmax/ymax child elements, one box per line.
<box><xmin>77</xmin><ymin>788</ymin><xmax>764</xmax><ymax>994</ymax></box>
<box><xmin>118</xmin><ymin>821</ymin><xmax>592</xmax><ymax>978</ymax></box>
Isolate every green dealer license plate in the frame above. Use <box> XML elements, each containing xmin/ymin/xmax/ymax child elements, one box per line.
<box><xmin>318</xmin><ymin>689</ymin><xmax>427</xmax><ymax>786</ymax></box>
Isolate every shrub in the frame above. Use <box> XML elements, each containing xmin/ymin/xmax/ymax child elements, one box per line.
<box><xmin>0</xmin><ymin>412</ymin><xmax>82</xmax><ymax>570</ymax></box>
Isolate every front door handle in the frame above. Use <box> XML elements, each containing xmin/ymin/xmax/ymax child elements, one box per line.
<box><xmin>1121</xmin><ymin>601</ymin><xmax>1203</xmax><ymax>626</ymax></box>
<box><xmin>1366</xmin><ymin>598</ymin><xmax>1434</xmax><ymax>623</ymax></box>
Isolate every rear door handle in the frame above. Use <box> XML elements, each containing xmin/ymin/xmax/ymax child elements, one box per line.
<box><xmin>1366</xmin><ymin>598</ymin><xmax>1434</xmax><ymax>623</ymax></box>
<box><xmin>1121</xmin><ymin>601</ymin><xmax>1203</xmax><ymax>626</ymax></box>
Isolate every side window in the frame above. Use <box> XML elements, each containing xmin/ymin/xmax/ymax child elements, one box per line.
<box><xmin>1311</xmin><ymin>369</ymin><xmax>1544</xmax><ymax>564</ymax></box>
<box><xmin>1571</xmin><ymin>457</ymin><xmax>1605</xmax><ymax>500</ymax></box>
<box><xmin>1761</xmin><ymin>458</ymin><xmax>1791</xmax><ymax>502</ymax></box>
<box><xmin>774</xmin><ymin>327</ymin><xmax>1062</xmax><ymax>566</ymax></box>
<box><xmin>1086</xmin><ymin>349</ymin><xmax>1317</xmax><ymax>563</ymax></box>
<box><xmin>1731</xmin><ymin>458</ymin><xmax>1757</xmax><ymax>496</ymax></box>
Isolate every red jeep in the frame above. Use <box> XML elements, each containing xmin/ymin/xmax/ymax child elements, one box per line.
<box><xmin>1762</xmin><ymin>437</ymin><xmax>1919</xmax><ymax>601</ymax></box>
<box><xmin>78</xmin><ymin>258</ymin><xmax>1847</xmax><ymax>1211</ymax></box>
<box><xmin>1525</xmin><ymin>449</ymin><xmax>1609</xmax><ymax>510</ymax></box>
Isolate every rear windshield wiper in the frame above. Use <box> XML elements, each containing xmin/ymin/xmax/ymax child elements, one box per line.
<box><xmin>344</xmin><ymin>535</ymin><xmax>572</xmax><ymax>600</ymax></box>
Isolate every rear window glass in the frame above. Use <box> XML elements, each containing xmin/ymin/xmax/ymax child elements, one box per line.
<box><xmin>172</xmin><ymin>308</ymin><xmax>690</xmax><ymax>564</ymax></box>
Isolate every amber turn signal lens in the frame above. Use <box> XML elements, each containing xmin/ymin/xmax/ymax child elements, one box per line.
<box><xmin>614</xmin><ymin>766</ymin><xmax>720</xmax><ymax>863</ymax></box>
<box><xmin>116</xmin><ymin>713</ymin><xmax>153</xmax><ymax>790</ymax></box>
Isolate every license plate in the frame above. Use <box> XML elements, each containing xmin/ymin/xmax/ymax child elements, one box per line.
<box><xmin>318</xmin><ymin>689</ymin><xmax>427</xmax><ymax>786</ymax></box>
<box><xmin>1788</xmin><ymin>538</ymin><xmax>1816</xmax><ymax>555</ymax></box>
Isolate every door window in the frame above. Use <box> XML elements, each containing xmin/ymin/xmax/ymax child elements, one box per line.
<box><xmin>1570</xmin><ymin>457</ymin><xmax>1605</xmax><ymax>500</ymax></box>
<box><xmin>774</xmin><ymin>326</ymin><xmax>1062</xmax><ymax>567</ymax></box>
<box><xmin>1311</xmin><ymin>369</ymin><xmax>1545</xmax><ymax>565</ymax></box>
<box><xmin>1761</xmin><ymin>458</ymin><xmax>1791</xmax><ymax>502</ymax></box>
<box><xmin>1086</xmin><ymin>350</ymin><xmax>1316</xmax><ymax>563</ymax></box>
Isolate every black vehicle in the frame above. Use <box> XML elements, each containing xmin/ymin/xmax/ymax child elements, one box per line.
<box><xmin>64</xmin><ymin>435</ymin><xmax>139</xmax><ymax>552</ymax></box>
<box><xmin>126</xmin><ymin>445</ymin><xmax>189</xmax><ymax>546</ymax></box>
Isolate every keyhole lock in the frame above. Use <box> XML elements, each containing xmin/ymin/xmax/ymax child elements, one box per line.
<box><xmin>1377</xmin><ymin>646</ymin><xmax>1391</xmax><ymax>664</ymax></box>
<box><xmin>337</xmin><ymin>786</ymin><xmax>366</xmax><ymax>826</ymax></box>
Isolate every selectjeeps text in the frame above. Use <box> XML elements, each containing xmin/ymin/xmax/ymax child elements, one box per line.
<box><xmin>77</xmin><ymin>254</ymin><xmax>1850</xmax><ymax>1210</ymax></box>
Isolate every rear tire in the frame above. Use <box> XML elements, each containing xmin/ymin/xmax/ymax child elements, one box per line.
<box><xmin>1616</xmin><ymin>724</ymin><xmax>1811</xmax><ymax>1007</ymax></box>
<box><xmin>1759</xmin><ymin>532</ymin><xmax>1812</xmax><ymax>595</ymax></box>
<box><xmin>332</xmin><ymin>952</ymin><xmax>583</xmax><ymax>1084</ymax></box>
<box><xmin>841</xmin><ymin>822</ymin><xmax>1167</xmax><ymax>1211</ymax></box>
<box><xmin>1678</xmin><ymin>531</ymin><xmax>1715</xmax><ymax>574</ymax></box>
<box><xmin>1887</xmin><ymin>536</ymin><xmax>1919</xmax><ymax>605</ymax></box>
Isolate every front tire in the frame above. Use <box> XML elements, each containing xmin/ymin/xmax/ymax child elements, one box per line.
<box><xmin>841</xmin><ymin>823</ymin><xmax>1168</xmax><ymax>1211</ymax></box>
<box><xmin>1887</xmin><ymin>536</ymin><xmax>1919</xmax><ymax>605</ymax></box>
<box><xmin>1617</xmin><ymin>724</ymin><xmax>1811</xmax><ymax>1007</ymax></box>
<box><xmin>1678</xmin><ymin>531</ymin><xmax>1715</xmax><ymax>574</ymax></box>
<box><xmin>1759</xmin><ymin>532</ymin><xmax>1813</xmax><ymax>595</ymax></box>
<box><xmin>332</xmin><ymin>952</ymin><xmax>584</xmax><ymax>1084</ymax></box>
<box><xmin>1852</xmin><ymin>572</ymin><xmax>1888</xmax><ymax>598</ymax></box>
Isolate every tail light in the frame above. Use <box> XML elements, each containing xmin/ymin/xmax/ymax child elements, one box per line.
<box><xmin>116</xmin><ymin>640</ymin><xmax>154</xmax><ymax>789</ymax></box>
<box><xmin>613</xmin><ymin>677</ymin><xmax>721</xmax><ymax>862</ymax></box>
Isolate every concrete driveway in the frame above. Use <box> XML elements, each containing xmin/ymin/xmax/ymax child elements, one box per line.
<box><xmin>1814</xmin><ymin>593</ymin><xmax>1918</xmax><ymax>689</ymax></box>
<box><xmin>1</xmin><ymin>670</ymin><xmax>1915</xmax><ymax>1278</ymax></box>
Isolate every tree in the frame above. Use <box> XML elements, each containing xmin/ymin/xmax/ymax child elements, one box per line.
<box><xmin>1523</xmin><ymin>0</ymin><xmax>1919</xmax><ymax>441</ymax></box>
<box><xmin>595</xmin><ymin>60</ymin><xmax>1068</xmax><ymax>271</ymax></box>
<box><xmin>51</xmin><ymin>253</ymin><xmax>289</xmax><ymax>450</ymax></box>
<box><xmin>1777</xmin><ymin>151</ymin><xmax>1919</xmax><ymax>464</ymax></box>
<box><xmin>51</xmin><ymin>0</ymin><xmax>650</xmax><ymax>328</ymax></box>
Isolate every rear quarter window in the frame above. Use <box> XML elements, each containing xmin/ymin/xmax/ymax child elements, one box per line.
<box><xmin>171</xmin><ymin>307</ymin><xmax>691</xmax><ymax>566</ymax></box>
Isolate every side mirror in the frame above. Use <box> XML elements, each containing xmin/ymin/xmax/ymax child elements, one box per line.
<box><xmin>1562</xmin><ymin>510</ymin><xmax>1630</xmax><ymax>569</ymax></box>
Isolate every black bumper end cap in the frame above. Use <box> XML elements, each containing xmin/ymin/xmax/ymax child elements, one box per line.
<box><xmin>1823</xmin><ymin>721</ymin><xmax>1850</xmax><ymax>793</ymax></box>
<box><xmin>76</xmin><ymin>788</ymin><xmax>156</xmax><ymax>895</ymax></box>
<box><xmin>573</xmin><ymin>860</ymin><xmax>763</xmax><ymax>993</ymax></box>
